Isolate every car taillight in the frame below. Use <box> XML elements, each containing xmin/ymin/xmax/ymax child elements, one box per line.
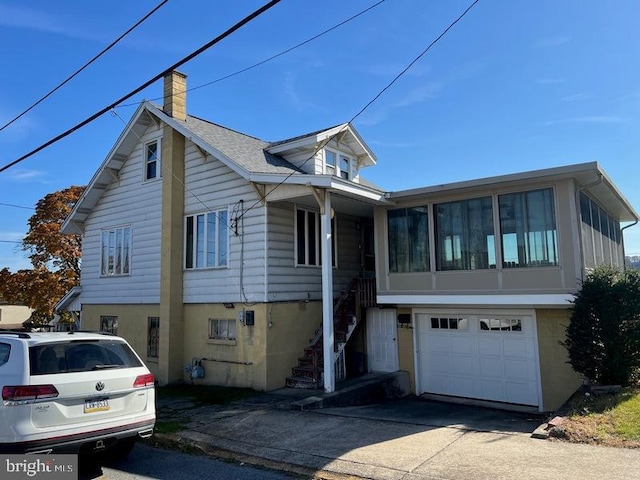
<box><xmin>2</xmin><ymin>385</ymin><xmax>59</xmax><ymax>401</ymax></box>
<box><xmin>133</xmin><ymin>374</ymin><xmax>155</xmax><ymax>388</ymax></box>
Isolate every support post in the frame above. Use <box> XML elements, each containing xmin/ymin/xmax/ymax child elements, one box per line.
<box><xmin>321</xmin><ymin>191</ymin><xmax>335</xmax><ymax>392</ymax></box>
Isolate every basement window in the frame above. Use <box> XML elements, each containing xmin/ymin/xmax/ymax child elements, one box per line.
<box><xmin>209</xmin><ymin>318</ymin><xmax>237</xmax><ymax>341</ymax></box>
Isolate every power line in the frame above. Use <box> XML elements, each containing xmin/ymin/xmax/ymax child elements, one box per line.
<box><xmin>0</xmin><ymin>202</ymin><xmax>33</xmax><ymax>210</ymax></box>
<box><xmin>0</xmin><ymin>240</ymin><xmax>22</xmax><ymax>244</ymax></box>
<box><xmin>119</xmin><ymin>0</ymin><xmax>388</xmax><ymax>108</ymax></box>
<box><xmin>238</xmin><ymin>0</ymin><xmax>481</xmax><ymax>221</ymax></box>
<box><xmin>0</xmin><ymin>0</ymin><xmax>282</xmax><ymax>175</ymax></box>
<box><xmin>0</xmin><ymin>0</ymin><xmax>169</xmax><ymax>133</ymax></box>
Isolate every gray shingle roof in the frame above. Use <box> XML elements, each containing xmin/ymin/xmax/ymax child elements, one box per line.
<box><xmin>185</xmin><ymin>115</ymin><xmax>305</xmax><ymax>175</ymax></box>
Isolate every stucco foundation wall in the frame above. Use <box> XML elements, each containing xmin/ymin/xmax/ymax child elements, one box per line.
<box><xmin>396</xmin><ymin>308</ymin><xmax>416</xmax><ymax>393</ymax></box>
<box><xmin>183</xmin><ymin>304</ymin><xmax>268</xmax><ymax>390</ymax></box>
<box><xmin>536</xmin><ymin>308</ymin><xmax>582</xmax><ymax>411</ymax></box>
<box><xmin>81</xmin><ymin>304</ymin><xmax>161</xmax><ymax>377</ymax></box>
<box><xmin>265</xmin><ymin>301</ymin><xmax>322</xmax><ymax>390</ymax></box>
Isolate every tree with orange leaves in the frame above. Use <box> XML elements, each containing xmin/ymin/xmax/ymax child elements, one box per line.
<box><xmin>0</xmin><ymin>185</ymin><xmax>85</xmax><ymax>326</ymax></box>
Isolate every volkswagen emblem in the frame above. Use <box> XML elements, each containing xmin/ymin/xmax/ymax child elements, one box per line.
<box><xmin>95</xmin><ymin>381</ymin><xmax>105</xmax><ymax>392</ymax></box>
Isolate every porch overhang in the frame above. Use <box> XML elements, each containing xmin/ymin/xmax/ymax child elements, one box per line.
<box><xmin>376</xmin><ymin>293</ymin><xmax>574</xmax><ymax>309</ymax></box>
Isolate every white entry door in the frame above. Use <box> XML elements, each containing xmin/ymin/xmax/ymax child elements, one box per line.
<box><xmin>367</xmin><ymin>308</ymin><xmax>399</xmax><ymax>373</ymax></box>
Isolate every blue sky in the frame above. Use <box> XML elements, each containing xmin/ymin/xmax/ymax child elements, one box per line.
<box><xmin>1</xmin><ymin>0</ymin><xmax>639</xmax><ymax>271</ymax></box>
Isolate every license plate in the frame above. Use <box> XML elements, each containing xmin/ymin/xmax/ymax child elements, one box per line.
<box><xmin>84</xmin><ymin>398</ymin><xmax>110</xmax><ymax>413</ymax></box>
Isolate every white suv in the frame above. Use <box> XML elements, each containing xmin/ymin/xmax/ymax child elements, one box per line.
<box><xmin>0</xmin><ymin>331</ymin><xmax>155</xmax><ymax>456</ymax></box>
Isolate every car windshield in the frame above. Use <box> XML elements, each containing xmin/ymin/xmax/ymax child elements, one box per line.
<box><xmin>29</xmin><ymin>340</ymin><xmax>143</xmax><ymax>375</ymax></box>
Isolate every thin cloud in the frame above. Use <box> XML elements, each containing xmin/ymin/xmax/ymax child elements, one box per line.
<box><xmin>538</xmin><ymin>77</ymin><xmax>566</xmax><ymax>85</ymax></box>
<box><xmin>0</xmin><ymin>4</ymin><xmax>100</xmax><ymax>41</ymax></box>
<box><xmin>281</xmin><ymin>73</ymin><xmax>327</xmax><ymax>113</ymax></box>
<box><xmin>561</xmin><ymin>93</ymin><xmax>591</xmax><ymax>102</ymax></box>
<box><xmin>367</xmin><ymin>63</ymin><xmax>429</xmax><ymax>78</ymax></box>
<box><xmin>542</xmin><ymin>116</ymin><xmax>626</xmax><ymax>126</ymax></box>
<box><xmin>534</xmin><ymin>36</ymin><xmax>572</xmax><ymax>48</ymax></box>
<box><xmin>4</xmin><ymin>169</ymin><xmax>47</xmax><ymax>182</ymax></box>
<box><xmin>368</xmin><ymin>139</ymin><xmax>419</xmax><ymax>148</ymax></box>
<box><xmin>394</xmin><ymin>83</ymin><xmax>440</xmax><ymax>108</ymax></box>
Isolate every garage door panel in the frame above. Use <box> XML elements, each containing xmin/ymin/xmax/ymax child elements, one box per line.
<box><xmin>450</xmin><ymin>337</ymin><xmax>473</xmax><ymax>354</ymax></box>
<box><xmin>428</xmin><ymin>336</ymin><xmax>451</xmax><ymax>353</ymax></box>
<box><xmin>478</xmin><ymin>337</ymin><xmax>501</xmax><ymax>355</ymax></box>
<box><xmin>428</xmin><ymin>353</ymin><xmax>452</xmax><ymax>374</ymax></box>
<box><xmin>503</xmin><ymin>339</ymin><xmax>531</xmax><ymax>358</ymax></box>
<box><xmin>417</xmin><ymin>313</ymin><xmax>539</xmax><ymax>407</ymax></box>
<box><xmin>504</xmin><ymin>359</ymin><xmax>531</xmax><ymax>381</ymax></box>
<box><xmin>479</xmin><ymin>357</ymin><xmax>503</xmax><ymax>377</ymax></box>
<box><xmin>451</xmin><ymin>355</ymin><xmax>474</xmax><ymax>375</ymax></box>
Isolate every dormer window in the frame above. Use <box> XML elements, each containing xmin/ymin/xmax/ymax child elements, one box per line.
<box><xmin>324</xmin><ymin>148</ymin><xmax>355</xmax><ymax>180</ymax></box>
<box><xmin>144</xmin><ymin>140</ymin><xmax>161</xmax><ymax>181</ymax></box>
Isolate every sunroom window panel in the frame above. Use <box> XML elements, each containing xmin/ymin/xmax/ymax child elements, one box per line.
<box><xmin>436</xmin><ymin>197</ymin><xmax>493</xmax><ymax>271</ymax></box>
<box><xmin>388</xmin><ymin>209</ymin><xmax>408</xmax><ymax>273</ymax></box>
<box><xmin>499</xmin><ymin>188</ymin><xmax>558</xmax><ymax>268</ymax></box>
<box><xmin>296</xmin><ymin>209</ymin><xmax>306</xmax><ymax>265</ymax></box>
<box><xmin>185</xmin><ymin>216</ymin><xmax>194</xmax><ymax>269</ymax></box>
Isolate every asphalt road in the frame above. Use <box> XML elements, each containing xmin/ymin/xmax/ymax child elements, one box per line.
<box><xmin>79</xmin><ymin>443</ymin><xmax>299</xmax><ymax>480</ymax></box>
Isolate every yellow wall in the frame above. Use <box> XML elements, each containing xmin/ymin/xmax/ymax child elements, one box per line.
<box><xmin>536</xmin><ymin>308</ymin><xmax>583</xmax><ymax>411</ymax></box>
<box><xmin>81</xmin><ymin>304</ymin><xmax>161</xmax><ymax>378</ymax></box>
<box><xmin>265</xmin><ymin>301</ymin><xmax>322</xmax><ymax>390</ymax></box>
<box><xmin>82</xmin><ymin>301</ymin><xmax>324</xmax><ymax>390</ymax></box>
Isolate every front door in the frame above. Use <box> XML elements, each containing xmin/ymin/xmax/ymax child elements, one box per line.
<box><xmin>367</xmin><ymin>308</ymin><xmax>399</xmax><ymax>373</ymax></box>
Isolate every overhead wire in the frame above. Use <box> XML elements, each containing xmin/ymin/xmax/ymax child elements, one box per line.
<box><xmin>0</xmin><ymin>0</ymin><xmax>283</xmax><ymax>174</ymax></box>
<box><xmin>237</xmin><ymin>0</ymin><xmax>481</xmax><ymax>221</ymax></box>
<box><xmin>0</xmin><ymin>0</ymin><xmax>170</xmax><ymax>133</ymax></box>
<box><xmin>0</xmin><ymin>202</ymin><xmax>33</xmax><ymax>210</ymax></box>
<box><xmin>118</xmin><ymin>0</ymin><xmax>388</xmax><ymax>108</ymax></box>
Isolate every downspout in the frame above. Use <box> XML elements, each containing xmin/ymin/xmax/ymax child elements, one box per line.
<box><xmin>575</xmin><ymin>172</ymin><xmax>603</xmax><ymax>282</ymax></box>
<box><xmin>621</xmin><ymin>220</ymin><xmax>639</xmax><ymax>271</ymax></box>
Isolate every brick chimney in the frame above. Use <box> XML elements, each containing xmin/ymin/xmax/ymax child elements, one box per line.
<box><xmin>163</xmin><ymin>70</ymin><xmax>187</xmax><ymax>121</ymax></box>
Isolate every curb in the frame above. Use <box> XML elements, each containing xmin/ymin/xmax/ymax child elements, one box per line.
<box><xmin>148</xmin><ymin>433</ymin><xmax>368</xmax><ymax>480</ymax></box>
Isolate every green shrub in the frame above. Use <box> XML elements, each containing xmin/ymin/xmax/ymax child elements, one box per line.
<box><xmin>563</xmin><ymin>265</ymin><xmax>640</xmax><ymax>385</ymax></box>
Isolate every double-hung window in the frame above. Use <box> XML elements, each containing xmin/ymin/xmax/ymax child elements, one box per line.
<box><xmin>499</xmin><ymin>188</ymin><xmax>558</xmax><ymax>268</ymax></box>
<box><xmin>209</xmin><ymin>318</ymin><xmax>236</xmax><ymax>341</ymax></box>
<box><xmin>185</xmin><ymin>209</ymin><xmax>228</xmax><ymax>269</ymax></box>
<box><xmin>387</xmin><ymin>207</ymin><xmax>430</xmax><ymax>272</ymax></box>
<box><xmin>101</xmin><ymin>226</ymin><xmax>131</xmax><ymax>276</ymax></box>
<box><xmin>435</xmin><ymin>196</ymin><xmax>494</xmax><ymax>271</ymax></box>
<box><xmin>144</xmin><ymin>140</ymin><xmax>160</xmax><ymax>181</ymax></box>
<box><xmin>296</xmin><ymin>208</ymin><xmax>336</xmax><ymax>266</ymax></box>
<box><xmin>324</xmin><ymin>149</ymin><xmax>355</xmax><ymax>180</ymax></box>
<box><xmin>100</xmin><ymin>316</ymin><xmax>118</xmax><ymax>335</ymax></box>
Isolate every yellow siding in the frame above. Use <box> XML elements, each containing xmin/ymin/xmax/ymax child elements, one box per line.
<box><xmin>536</xmin><ymin>308</ymin><xmax>583</xmax><ymax>411</ymax></box>
<box><xmin>395</xmin><ymin>308</ymin><xmax>416</xmax><ymax>393</ymax></box>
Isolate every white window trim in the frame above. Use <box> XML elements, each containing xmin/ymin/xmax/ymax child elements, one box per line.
<box><xmin>324</xmin><ymin>148</ymin><xmax>355</xmax><ymax>180</ymax></box>
<box><xmin>294</xmin><ymin>206</ymin><xmax>338</xmax><ymax>268</ymax></box>
<box><xmin>184</xmin><ymin>208</ymin><xmax>230</xmax><ymax>270</ymax></box>
<box><xmin>143</xmin><ymin>138</ymin><xmax>162</xmax><ymax>182</ymax></box>
<box><xmin>100</xmin><ymin>225</ymin><xmax>132</xmax><ymax>277</ymax></box>
<box><xmin>208</xmin><ymin>318</ymin><xmax>237</xmax><ymax>345</ymax></box>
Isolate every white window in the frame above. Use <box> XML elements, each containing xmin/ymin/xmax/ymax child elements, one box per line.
<box><xmin>144</xmin><ymin>140</ymin><xmax>160</xmax><ymax>181</ymax></box>
<box><xmin>430</xmin><ymin>317</ymin><xmax>468</xmax><ymax>330</ymax></box>
<box><xmin>101</xmin><ymin>226</ymin><xmax>131</xmax><ymax>276</ymax></box>
<box><xmin>185</xmin><ymin>210</ymin><xmax>228</xmax><ymax>269</ymax></box>
<box><xmin>324</xmin><ymin>149</ymin><xmax>355</xmax><ymax>180</ymax></box>
<box><xmin>479</xmin><ymin>317</ymin><xmax>522</xmax><ymax>332</ymax></box>
<box><xmin>295</xmin><ymin>207</ymin><xmax>337</xmax><ymax>267</ymax></box>
<box><xmin>325</xmin><ymin>150</ymin><xmax>336</xmax><ymax>176</ymax></box>
<box><xmin>209</xmin><ymin>318</ymin><xmax>236</xmax><ymax>340</ymax></box>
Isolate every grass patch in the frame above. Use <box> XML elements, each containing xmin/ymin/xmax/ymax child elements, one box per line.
<box><xmin>552</xmin><ymin>386</ymin><xmax>640</xmax><ymax>448</ymax></box>
<box><xmin>156</xmin><ymin>384</ymin><xmax>258</xmax><ymax>405</ymax></box>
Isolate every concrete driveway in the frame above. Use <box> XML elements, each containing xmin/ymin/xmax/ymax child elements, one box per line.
<box><xmin>158</xmin><ymin>390</ymin><xmax>640</xmax><ymax>480</ymax></box>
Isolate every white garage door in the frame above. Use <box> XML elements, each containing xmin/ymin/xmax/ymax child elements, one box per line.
<box><xmin>417</xmin><ymin>313</ymin><xmax>539</xmax><ymax>406</ymax></box>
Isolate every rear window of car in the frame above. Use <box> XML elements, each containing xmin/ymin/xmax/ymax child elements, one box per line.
<box><xmin>0</xmin><ymin>343</ymin><xmax>10</xmax><ymax>366</ymax></box>
<box><xmin>29</xmin><ymin>340</ymin><xmax>143</xmax><ymax>375</ymax></box>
